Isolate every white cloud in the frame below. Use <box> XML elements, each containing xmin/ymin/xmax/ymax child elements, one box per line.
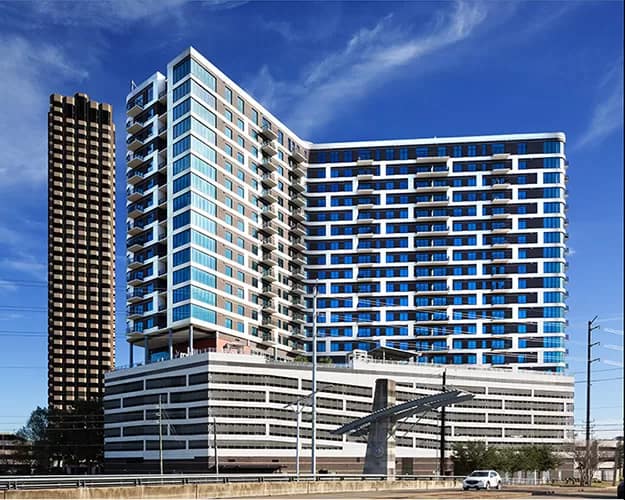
<box><xmin>247</xmin><ymin>1</ymin><xmax>489</xmax><ymax>137</ymax></box>
<box><xmin>29</xmin><ymin>0</ymin><xmax>246</xmax><ymax>28</ymax></box>
<box><xmin>0</xmin><ymin>35</ymin><xmax>89</xmax><ymax>187</ymax></box>
<box><xmin>0</xmin><ymin>254</ymin><xmax>46</xmax><ymax>280</ymax></box>
<box><xmin>577</xmin><ymin>65</ymin><xmax>624</xmax><ymax>148</ymax></box>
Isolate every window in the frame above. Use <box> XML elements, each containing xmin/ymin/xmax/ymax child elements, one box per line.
<box><xmin>224</xmin><ymin>87</ymin><xmax>232</xmax><ymax>104</ymax></box>
<box><xmin>237</xmin><ymin>96</ymin><xmax>244</xmax><ymax>113</ymax></box>
<box><xmin>492</xmin><ymin>143</ymin><xmax>504</xmax><ymax>154</ymax></box>
<box><xmin>544</xmin><ymin>141</ymin><xmax>561</xmax><ymax>153</ymax></box>
<box><xmin>544</xmin><ymin>172</ymin><xmax>561</xmax><ymax>184</ymax></box>
<box><xmin>517</xmin><ymin>143</ymin><xmax>527</xmax><ymax>154</ymax></box>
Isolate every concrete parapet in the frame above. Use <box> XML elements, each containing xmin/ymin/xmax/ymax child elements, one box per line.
<box><xmin>3</xmin><ymin>479</ymin><xmax>461</xmax><ymax>499</ymax></box>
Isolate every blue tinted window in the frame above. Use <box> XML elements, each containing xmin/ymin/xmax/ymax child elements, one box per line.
<box><xmin>172</xmin><ymin>57</ymin><xmax>191</xmax><ymax>84</ymax></box>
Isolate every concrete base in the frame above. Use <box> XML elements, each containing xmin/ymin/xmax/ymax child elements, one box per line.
<box><xmin>2</xmin><ymin>479</ymin><xmax>462</xmax><ymax>499</ymax></box>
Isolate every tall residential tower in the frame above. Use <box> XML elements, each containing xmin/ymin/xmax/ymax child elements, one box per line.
<box><xmin>124</xmin><ymin>48</ymin><xmax>567</xmax><ymax>373</ymax></box>
<box><xmin>48</xmin><ymin>93</ymin><xmax>116</xmax><ymax>410</ymax></box>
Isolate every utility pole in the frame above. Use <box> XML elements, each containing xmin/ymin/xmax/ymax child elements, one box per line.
<box><xmin>158</xmin><ymin>395</ymin><xmax>164</xmax><ymax>475</ymax></box>
<box><xmin>586</xmin><ymin>316</ymin><xmax>600</xmax><ymax>486</ymax></box>
<box><xmin>311</xmin><ymin>283</ymin><xmax>318</xmax><ymax>478</ymax></box>
<box><xmin>439</xmin><ymin>369</ymin><xmax>447</xmax><ymax>476</ymax></box>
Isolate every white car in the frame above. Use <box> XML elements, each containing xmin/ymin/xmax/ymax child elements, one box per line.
<box><xmin>462</xmin><ymin>470</ymin><xmax>502</xmax><ymax>490</ymax></box>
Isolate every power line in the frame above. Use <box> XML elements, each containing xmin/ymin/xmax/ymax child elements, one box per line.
<box><xmin>574</xmin><ymin>376</ymin><xmax>623</xmax><ymax>384</ymax></box>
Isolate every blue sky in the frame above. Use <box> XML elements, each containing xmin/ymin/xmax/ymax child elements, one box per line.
<box><xmin>0</xmin><ymin>0</ymin><xmax>622</xmax><ymax>438</ymax></box>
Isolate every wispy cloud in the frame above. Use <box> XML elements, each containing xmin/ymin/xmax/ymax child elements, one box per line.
<box><xmin>247</xmin><ymin>1</ymin><xmax>489</xmax><ymax>137</ymax></box>
<box><xmin>577</xmin><ymin>63</ymin><xmax>624</xmax><ymax>148</ymax></box>
<box><xmin>23</xmin><ymin>0</ymin><xmax>247</xmax><ymax>29</ymax></box>
<box><xmin>0</xmin><ymin>35</ymin><xmax>89</xmax><ymax>187</ymax></box>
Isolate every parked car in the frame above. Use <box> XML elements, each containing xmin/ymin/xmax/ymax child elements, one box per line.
<box><xmin>463</xmin><ymin>470</ymin><xmax>502</xmax><ymax>490</ymax></box>
<box><xmin>617</xmin><ymin>479</ymin><xmax>624</xmax><ymax>499</ymax></box>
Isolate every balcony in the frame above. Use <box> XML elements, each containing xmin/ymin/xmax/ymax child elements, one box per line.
<box><xmin>127</xmin><ymin>289</ymin><xmax>145</xmax><ymax>304</ymax></box>
<box><xmin>291</xmin><ymin>208</ymin><xmax>306</xmax><ymax>221</ymax></box>
<box><xmin>417</xmin><ymin>197</ymin><xmax>449</xmax><ymax>207</ymax></box>
<box><xmin>261</xmin><ymin>172</ymin><xmax>278</xmax><ymax>188</ymax></box>
<box><xmin>291</xmin><ymin>284</ymin><xmax>306</xmax><ymax>295</ymax></box>
<box><xmin>289</xmin><ymin>327</ymin><xmax>306</xmax><ymax>339</ymax></box>
<box><xmin>261</xmin><ymin>205</ymin><xmax>278</xmax><ymax>220</ymax></box>
<box><xmin>490</xmin><ymin>212</ymin><xmax>511</xmax><ymax>219</ymax></box>
<box><xmin>491</xmin><ymin>226</ymin><xmax>511</xmax><ymax>234</ymax></box>
<box><xmin>292</xmin><ymin>254</ymin><xmax>306</xmax><ymax>266</ymax></box>
<box><xmin>416</xmin><ymin>167</ymin><xmax>449</xmax><ymax>176</ymax></box>
<box><xmin>127</xmin><ymin>131</ymin><xmax>151</xmax><ymax>152</ymax></box>
<box><xmin>492</xmin><ymin>163</ymin><xmax>511</xmax><ymax>172</ymax></box>
<box><xmin>261</xmin><ymin>285</ymin><xmax>278</xmax><ymax>297</ymax></box>
<box><xmin>491</xmin><ymin>182</ymin><xmax>511</xmax><ymax>190</ymax></box>
<box><xmin>291</xmin><ymin>238</ymin><xmax>306</xmax><ymax>252</ymax></box>
<box><xmin>490</xmin><ymin>240</ymin><xmax>511</xmax><ymax>248</ymax></box>
<box><xmin>126</xmin><ymin>100</ymin><xmax>145</xmax><ymax>117</ymax></box>
<box><xmin>290</xmin><ymin>223</ymin><xmax>306</xmax><ymax>237</ymax></box>
<box><xmin>127</xmin><ymin>185</ymin><xmax>145</xmax><ymax>202</ymax></box>
<box><xmin>158</xmin><ymin>88</ymin><xmax>167</xmax><ymax>103</ymax></box>
<box><xmin>260</xmin><ymin>221</ymin><xmax>278</xmax><ymax>235</ymax></box>
<box><xmin>416</xmin><ymin>184</ymin><xmax>449</xmax><ymax>193</ymax></box>
<box><xmin>492</xmin><ymin>153</ymin><xmax>510</xmax><ymax>160</ymax></box>
<box><xmin>262</xmin><ymin>300</ymin><xmax>277</xmax><ymax>314</ymax></box>
<box><xmin>491</xmin><ymin>197</ymin><xmax>511</xmax><ymax>204</ymax></box>
<box><xmin>260</xmin><ymin>188</ymin><xmax>278</xmax><ymax>204</ymax></box>
<box><xmin>261</xmin><ymin>140</ymin><xmax>277</xmax><ymax>157</ymax></box>
<box><xmin>127</xmin><ymin>272</ymin><xmax>151</xmax><ymax>286</ymax></box>
<box><xmin>290</xmin><ymin>150</ymin><xmax>306</xmax><ymax>164</ymax></box>
<box><xmin>291</xmin><ymin>313</ymin><xmax>306</xmax><ymax>324</ymax></box>
<box><xmin>291</xmin><ymin>268</ymin><xmax>306</xmax><ymax>281</ymax></box>
<box><xmin>262</xmin><ymin>269</ymin><xmax>278</xmax><ymax>282</ymax></box>
<box><xmin>261</xmin><ymin>252</ymin><xmax>277</xmax><ymax>266</ymax></box>
<box><xmin>262</xmin><ymin>157</ymin><xmax>277</xmax><ymax>172</ymax></box>
<box><xmin>127</xmin><ymin>255</ymin><xmax>146</xmax><ymax>269</ymax></box>
<box><xmin>258</xmin><ymin>125</ymin><xmax>277</xmax><ymax>141</ymax></box>
<box><xmin>291</xmin><ymin>162</ymin><xmax>306</xmax><ymax>178</ymax></box>
<box><xmin>127</xmin><ymin>151</ymin><xmax>152</xmax><ymax>169</ymax></box>
<box><xmin>127</xmin><ymin>221</ymin><xmax>147</xmax><ymax>236</ymax></box>
<box><xmin>291</xmin><ymin>193</ymin><xmax>306</xmax><ymax>208</ymax></box>
<box><xmin>126</xmin><ymin>117</ymin><xmax>147</xmax><ymax>134</ymax></box>
<box><xmin>291</xmin><ymin>179</ymin><xmax>305</xmax><ymax>193</ymax></box>
<box><xmin>127</xmin><ymin>202</ymin><xmax>152</xmax><ymax>219</ymax></box>
<box><xmin>261</xmin><ymin>235</ymin><xmax>277</xmax><ymax>250</ymax></box>
<box><xmin>291</xmin><ymin>298</ymin><xmax>306</xmax><ymax>311</ymax></box>
<box><xmin>261</xmin><ymin>318</ymin><xmax>278</xmax><ymax>331</ymax></box>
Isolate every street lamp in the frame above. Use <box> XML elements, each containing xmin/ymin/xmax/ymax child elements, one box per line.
<box><xmin>284</xmin><ymin>384</ymin><xmax>334</xmax><ymax>480</ymax></box>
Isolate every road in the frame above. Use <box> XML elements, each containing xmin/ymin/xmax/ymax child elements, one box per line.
<box><xmin>256</xmin><ymin>486</ymin><xmax>619</xmax><ymax>500</ymax></box>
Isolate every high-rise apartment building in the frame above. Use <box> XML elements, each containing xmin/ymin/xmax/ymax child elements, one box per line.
<box><xmin>48</xmin><ymin>93</ymin><xmax>116</xmax><ymax>410</ymax></box>
<box><xmin>125</xmin><ymin>47</ymin><xmax>567</xmax><ymax>373</ymax></box>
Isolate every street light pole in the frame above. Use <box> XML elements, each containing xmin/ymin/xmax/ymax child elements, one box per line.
<box><xmin>439</xmin><ymin>369</ymin><xmax>447</xmax><ymax>476</ymax></box>
<box><xmin>585</xmin><ymin>315</ymin><xmax>600</xmax><ymax>486</ymax></box>
<box><xmin>311</xmin><ymin>283</ymin><xmax>318</xmax><ymax>478</ymax></box>
<box><xmin>296</xmin><ymin>399</ymin><xmax>301</xmax><ymax>479</ymax></box>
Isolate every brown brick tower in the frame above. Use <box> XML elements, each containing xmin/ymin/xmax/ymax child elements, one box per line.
<box><xmin>47</xmin><ymin>93</ymin><xmax>116</xmax><ymax>410</ymax></box>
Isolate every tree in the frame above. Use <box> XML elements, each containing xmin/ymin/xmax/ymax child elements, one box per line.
<box><xmin>526</xmin><ymin>444</ymin><xmax>560</xmax><ymax>474</ymax></box>
<box><xmin>16</xmin><ymin>406</ymin><xmax>50</xmax><ymax>473</ymax></box>
<box><xmin>452</xmin><ymin>441</ymin><xmax>497</xmax><ymax>475</ymax></box>
<box><xmin>48</xmin><ymin>400</ymin><xmax>104</xmax><ymax>473</ymax></box>
<box><xmin>571</xmin><ymin>440</ymin><xmax>600</xmax><ymax>486</ymax></box>
<box><xmin>15</xmin><ymin>401</ymin><xmax>104</xmax><ymax>474</ymax></box>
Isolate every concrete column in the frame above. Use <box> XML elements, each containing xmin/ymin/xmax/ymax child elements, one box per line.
<box><xmin>168</xmin><ymin>329</ymin><xmax>174</xmax><ymax>360</ymax></box>
<box><xmin>189</xmin><ymin>325</ymin><xmax>194</xmax><ymax>355</ymax></box>
<box><xmin>144</xmin><ymin>335</ymin><xmax>149</xmax><ymax>365</ymax></box>
<box><xmin>363</xmin><ymin>378</ymin><xmax>396</xmax><ymax>479</ymax></box>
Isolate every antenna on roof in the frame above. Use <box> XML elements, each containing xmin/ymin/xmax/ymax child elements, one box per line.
<box><xmin>130</xmin><ymin>80</ymin><xmax>137</xmax><ymax>91</ymax></box>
